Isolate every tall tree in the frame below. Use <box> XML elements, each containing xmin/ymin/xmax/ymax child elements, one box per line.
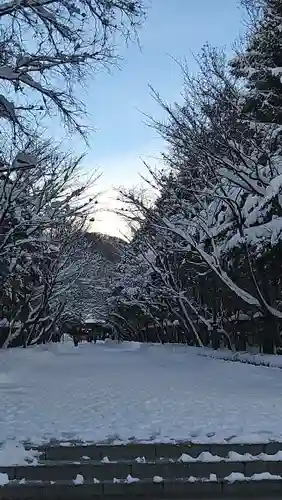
<box><xmin>0</xmin><ymin>141</ymin><xmax>97</xmax><ymax>347</ymax></box>
<box><xmin>0</xmin><ymin>0</ymin><xmax>145</xmax><ymax>141</ymax></box>
<box><xmin>232</xmin><ymin>0</ymin><xmax>282</xmax><ymax>124</ymax></box>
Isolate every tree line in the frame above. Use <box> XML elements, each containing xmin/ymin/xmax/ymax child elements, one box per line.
<box><xmin>0</xmin><ymin>0</ymin><xmax>145</xmax><ymax>348</ymax></box>
<box><xmin>111</xmin><ymin>0</ymin><xmax>282</xmax><ymax>354</ymax></box>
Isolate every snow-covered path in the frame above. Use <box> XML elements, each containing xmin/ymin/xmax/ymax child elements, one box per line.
<box><xmin>0</xmin><ymin>341</ymin><xmax>282</xmax><ymax>445</ymax></box>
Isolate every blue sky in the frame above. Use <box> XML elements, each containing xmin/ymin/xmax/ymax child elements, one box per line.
<box><xmin>78</xmin><ymin>0</ymin><xmax>245</xmax><ymax>236</ymax></box>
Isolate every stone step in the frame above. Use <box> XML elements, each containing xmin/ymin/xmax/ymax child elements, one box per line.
<box><xmin>36</xmin><ymin>441</ymin><xmax>281</xmax><ymax>462</ymax></box>
<box><xmin>2</xmin><ymin>459</ymin><xmax>282</xmax><ymax>482</ymax></box>
<box><xmin>0</xmin><ymin>478</ymin><xmax>282</xmax><ymax>500</ymax></box>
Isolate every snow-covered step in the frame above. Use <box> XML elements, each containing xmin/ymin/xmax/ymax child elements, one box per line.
<box><xmin>2</xmin><ymin>443</ymin><xmax>282</xmax><ymax>498</ymax></box>
<box><xmin>131</xmin><ymin>459</ymin><xmax>282</xmax><ymax>480</ymax></box>
<box><xmin>36</xmin><ymin>441</ymin><xmax>279</xmax><ymax>461</ymax></box>
<box><xmin>1</xmin><ymin>477</ymin><xmax>282</xmax><ymax>500</ymax></box>
<box><xmin>41</xmin><ymin>442</ymin><xmax>156</xmax><ymax>461</ymax></box>
<box><xmin>2</xmin><ymin>458</ymin><xmax>282</xmax><ymax>482</ymax></box>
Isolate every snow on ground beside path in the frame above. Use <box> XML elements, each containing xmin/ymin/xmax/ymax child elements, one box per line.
<box><xmin>0</xmin><ymin>473</ymin><xmax>9</xmax><ymax>486</ymax></box>
<box><xmin>1</xmin><ymin>341</ymin><xmax>282</xmax><ymax>453</ymax></box>
<box><xmin>191</xmin><ymin>345</ymin><xmax>282</xmax><ymax>368</ymax></box>
<box><xmin>0</xmin><ymin>441</ymin><xmax>40</xmax><ymax>466</ymax></box>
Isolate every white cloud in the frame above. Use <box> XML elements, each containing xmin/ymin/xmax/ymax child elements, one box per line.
<box><xmin>91</xmin><ymin>188</ymin><xmax>130</xmax><ymax>239</ymax></box>
<box><xmin>84</xmin><ymin>149</ymin><xmax>164</xmax><ymax>238</ymax></box>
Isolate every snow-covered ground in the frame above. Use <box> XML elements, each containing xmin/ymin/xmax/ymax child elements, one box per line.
<box><xmin>191</xmin><ymin>345</ymin><xmax>282</xmax><ymax>368</ymax></box>
<box><xmin>1</xmin><ymin>341</ymin><xmax>282</xmax><ymax>449</ymax></box>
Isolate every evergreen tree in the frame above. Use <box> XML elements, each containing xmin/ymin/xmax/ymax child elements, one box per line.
<box><xmin>232</xmin><ymin>0</ymin><xmax>282</xmax><ymax>124</ymax></box>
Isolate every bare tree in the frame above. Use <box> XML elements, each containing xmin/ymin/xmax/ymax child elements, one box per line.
<box><xmin>112</xmin><ymin>44</ymin><xmax>282</xmax><ymax>353</ymax></box>
<box><xmin>0</xmin><ymin>140</ymin><xmax>98</xmax><ymax>347</ymax></box>
<box><xmin>0</xmin><ymin>0</ymin><xmax>145</xmax><ymax>139</ymax></box>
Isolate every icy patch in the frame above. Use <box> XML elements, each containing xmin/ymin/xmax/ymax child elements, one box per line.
<box><xmin>126</xmin><ymin>474</ymin><xmax>140</xmax><ymax>483</ymax></box>
<box><xmin>252</xmin><ymin>472</ymin><xmax>282</xmax><ymax>480</ymax></box>
<box><xmin>180</xmin><ymin>450</ymin><xmax>282</xmax><ymax>464</ymax></box>
<box><xmin>153</xmin><ymin>476</ymin><xmax>163</xmax><ymax>483</ymax></box>
<box><xmin>0</xmin><ymin>473</ymin><xmax>9</xmax><ymax>486</ymax></box>
<box><xmin>197</xmin><ymin>451</ymin><xmax>222</xmax><ymax>462</ymax></box>
<box><xmin>225</xmin><ymin>472</ymin><xmax>246</xmax><ymax>482</ymax></box>
<box><xmin>101</xmin><ymin>456</ymin><xmax>110</xmax><ymax>463</ymax></box>
<box><xmin>179</xmin><ymin>453</ymin><xmax>196</xmax><ymax>463</ymax></box>
<box><xmin>73</xmin><ymin>474</ymin><xmax>84</xmax><ymax>485</ymax></box>
<box><xmin>227</xmin><ymin>451</ymin><xmax>253</xmax><ymax>461</ymax></box>
<box><xmin>225</xmin><ymin>472</ymin><xmax>282</xmax><ymax>482</ymax></box>
<box><xmin>19</xmin><ymin>478</ymin><xmax>26</xmax><ymax>484</ymax></box>
<box><xmin>227</xmin><ymin>451</ymin><xmax>282</xmax><ymax>462</ymax></box>
<box><xmin>179</xmin><ymin>451</ymin><xmax>221</xmax><ymax>463</ymax></box>
<box><xmin>209</xmin><ymin>473</ymin><xmax>217</xmax><ymax>482</ymax></box>
<box><xmin>261</xmin><ymin>451</ymin><xmax>282</xmax><ymax>461</ymax></box>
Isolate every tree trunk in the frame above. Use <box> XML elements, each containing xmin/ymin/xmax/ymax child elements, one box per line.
<box><xmin>262</xmin><ymin>315</ymin><xmax>276</xmax><ymax>354</ymax></box>
<box><xmin>235</xmin><ymin>331</ymin><xmax>246</xmax><ymax>351</ymax></box>
<box><xmin>211</xmin><ymin>325</ymin><xmax>220</xmax><ymax>349</ymax></box>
